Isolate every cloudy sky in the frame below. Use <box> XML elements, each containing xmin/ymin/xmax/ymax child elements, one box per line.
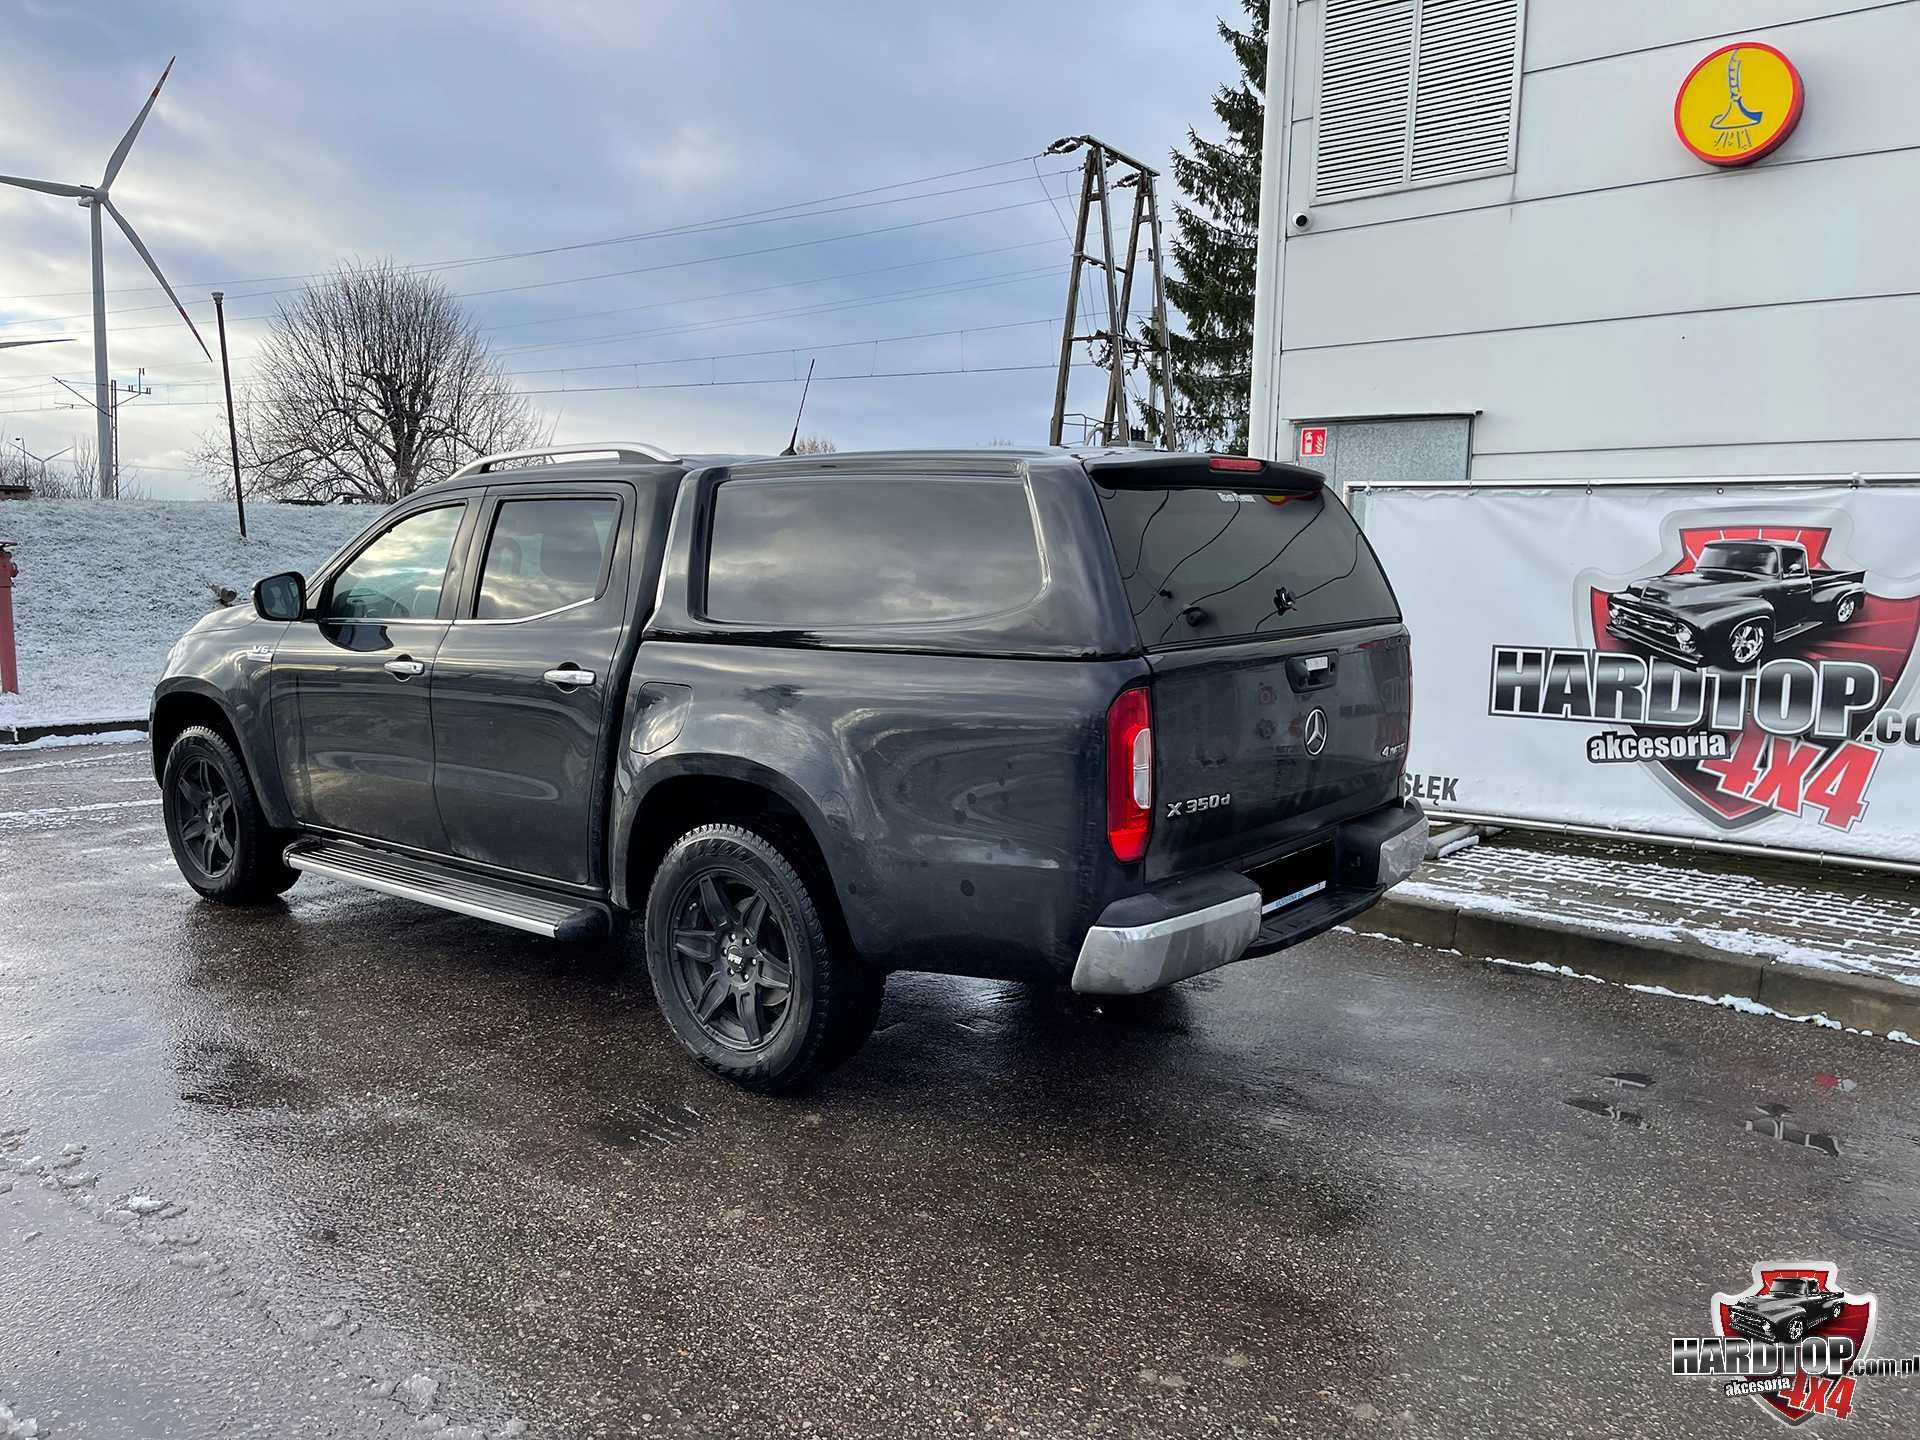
<box><xmin>0</xmin><ymin>1</ymin><xmax>1241</xmax><ymax>498</ymax></box>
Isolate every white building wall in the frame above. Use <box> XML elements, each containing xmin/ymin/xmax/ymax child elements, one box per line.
<box><xmin>1260</xmin><ymin>0</ymin><xmax>1920</xmax><ymax>480</ymax></box>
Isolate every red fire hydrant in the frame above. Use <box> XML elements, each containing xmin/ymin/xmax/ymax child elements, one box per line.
<box><xmin>0</xmin><ymin>541</ymin><xmax>18</xmax><ymax>695</ymax></box>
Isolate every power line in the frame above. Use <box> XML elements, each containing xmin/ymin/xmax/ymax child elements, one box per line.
<box><xmin>476</xmin><ymin>237</ymin><xmax>1063</xmax><ymax>336</ymax></box>
<box><xmin>0</xmin><ymin>315</ymin><xmax>1074</xmax><ymax>409</ymax></box>
<box><xmin>0</xmin><ymin>361</ymin><xmax>1097</xmax><ymax>414</ymax></box>
<box><xmin>492</xmin><ymin>264</ymin><xmax>1067</xmax><ymax>357</ymax></box>
<box><xmin>0</xmin><ymin>151</ymin><xmax>1054</xmax><ymax>305</ymax></box>
<box><xmin>0</xmin><ymin>181</ymin><xmax>1075</xmax><ymax>332</ymax></box>
<box><xmin>5</xmin><ymin>267</ymin><xmax>1079</xmax><ymax>399</ymax></box>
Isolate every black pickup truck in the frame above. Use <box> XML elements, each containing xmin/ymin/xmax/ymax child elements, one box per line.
<box><xmin>1726</xmin><ymin>1275</ymin><xmax>1847</xmax><ymax>1344</ymax></box>
<box><xmin>1606</xmin><ymin>539</ymin><xmax>1865</xmax><ymax>669</ymax></box>
<box><xmin>151</xmin><ymin>444</ymin><xmax>1423</xmax><ymax>1090</ymax></box>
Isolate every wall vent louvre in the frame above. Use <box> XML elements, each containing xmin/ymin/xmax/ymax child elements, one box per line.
<box><xmin>1314</xmin><ymin>0</ymin><xmax>1523</xmax><ymax>203</ymax></box>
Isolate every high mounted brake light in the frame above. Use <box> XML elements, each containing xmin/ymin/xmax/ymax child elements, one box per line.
<box><xmin>1105</xmin><ymin>686</ymin><xmax>1153</xmax><ymax>863</ymax></box>
<box><xmin>1083</xmin><ymin>453</ymin><xmax>1323</xmax><ymax>493</ymax></box>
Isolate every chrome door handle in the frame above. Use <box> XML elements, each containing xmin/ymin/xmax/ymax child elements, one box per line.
<box><xmin>383</xmin><ymin>657</ymin><xmax>427</xmax><ymax>680</ymax></box>
<box><xmin>543</xmin><ymin>667</ymin><xmax>597</xmax><ymax>688</ymax></box>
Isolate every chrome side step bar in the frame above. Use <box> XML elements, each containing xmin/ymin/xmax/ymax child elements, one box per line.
<box><xmin>284</xmin><ymin>839</ymin><xmax>609</xmax><ymax>942</ymax></box>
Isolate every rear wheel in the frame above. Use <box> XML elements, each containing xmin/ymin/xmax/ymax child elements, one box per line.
<box><xmin>161</xmin><ymin>725</ymin><xmax>299</xmax><ymax>903</ymax></box>
<box><xmin>644</xmin><ymin>822</ymin><xmax>879</xmax><ymax>1091</ymax></box>
<box><xmin>1835</xmin><ymin>595</ymin><xmax>1859</xmax><ymax>624</ymax></box>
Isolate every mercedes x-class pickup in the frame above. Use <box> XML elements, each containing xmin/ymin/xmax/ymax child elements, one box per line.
<box><xmin>151</xmin><ymin>443</ymin><xmax>1424</xmax><ymax>1090</ymax></box>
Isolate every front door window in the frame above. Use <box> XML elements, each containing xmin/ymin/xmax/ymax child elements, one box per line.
<box><xmin>324</xmin><ymin>505</ymin><xmax>464</xmax><ymax>621</ymax></box>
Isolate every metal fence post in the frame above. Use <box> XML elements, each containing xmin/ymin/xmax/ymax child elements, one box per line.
<box><xmin>0</xmin><ymin>541</ymin><xmax>19</xmax><ymax>694</ymax></box>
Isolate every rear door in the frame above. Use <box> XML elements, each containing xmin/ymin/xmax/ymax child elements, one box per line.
<box><xmin>429</xmin><ymin>483</ymin><xmax>636</xmax><ymax>886</ymax></box>
<box><xmin>1090</xmin><ymin>465</ymin><xmax>1410</xmax><ymax>883</ymax></box>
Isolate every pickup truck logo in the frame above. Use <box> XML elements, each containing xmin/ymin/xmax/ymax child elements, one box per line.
<box><xmin>1489</xmin><ymin>522</ymin><xmax>1920</xmax><ymax>835</ymax></box>
<box><xmin>1672</xmin><ymin>1261</ymin><xmax>1884</xmax><ymax>1426</ymax></box>
<box><xmin>1302</xmin><ymin>707</ymin><xmax>1328</xmax><ymax>756</ymax></box>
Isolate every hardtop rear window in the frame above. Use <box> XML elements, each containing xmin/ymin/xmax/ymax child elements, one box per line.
<box><xmin>1094</xmin><ymin>484</ymin><xmax>1399</xmax><ymax>648</ymax></box>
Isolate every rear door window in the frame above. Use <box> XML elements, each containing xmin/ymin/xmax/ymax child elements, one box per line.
<box><xmin>474</xmin><ymin>497</ymin><xmax>619</xmax><ymax>620</ymax></box>
<box><xmin>704</xmin><ymin>475</ymin><xmax>1042</xmax><ymax>626</ymax></box>
<box><xmin>1095</xmin><ymin>486</ymin><xmax>1399</xmax><ymax>648</ymax></box>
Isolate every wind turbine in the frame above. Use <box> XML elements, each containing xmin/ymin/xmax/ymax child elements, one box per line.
<box><xmin>0</xmin><ymin>58</ymin><xmax>209</xmax><ymax>497</ymax></box>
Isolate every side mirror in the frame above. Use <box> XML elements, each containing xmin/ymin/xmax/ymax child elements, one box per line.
<box><xmin>254</xmin><ymin>571</ymin><xmax>307</xmax><ymax>622</ymax></box>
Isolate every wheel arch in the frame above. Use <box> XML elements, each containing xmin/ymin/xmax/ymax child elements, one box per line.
<box><xmin>150</xmin><ymin>680</ymin><xmax>293</xmax><ymax>829</ymax></box>
<box><xmin>615</xmin><ymin>758</ymin><xmax>859</xmax><ymax>954</ymax></box>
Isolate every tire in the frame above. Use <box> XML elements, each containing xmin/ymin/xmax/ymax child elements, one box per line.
<box><xmin>161</xmin><ymin>725</ymin><xmax>300</xmax><ymax>903</ymax></box>
<box><xmin>644</xmin><ymin>822</ymin><xmax>877</xmax><ymax>1092</ymax></box>
<box><xmin>1784</xmin><ymin>1317</ymin><xmax>1806</xmax><ymax>1344</ymax></box>
<box><xmin>1720</xmin><ymin>617</ymin><xmax>1771</xmax><ymax>669</ymax></box>
<box><xmin>1835</xmin><ymin>595</ymin><xmax>1859</xmax><ymax>625</ymax></box>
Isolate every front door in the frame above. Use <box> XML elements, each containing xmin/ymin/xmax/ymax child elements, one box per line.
<box><xmin>274</xmin><ymin>499</ymin><xmax>473</xmax><ymax>854</ymax></box>
<box><xmin>430</xmin><ymin>486</ymin><xmax>634</xmax><ymax>885</ymax></box>
<box><xmin>1777</xmin><ymin>551</ymin><xmax>1815</xmax><ymax>628</ymax></box>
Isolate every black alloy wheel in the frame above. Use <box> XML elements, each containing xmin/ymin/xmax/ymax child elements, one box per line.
<box><xmin>159</xmin><ymin>724</ymin><xmax>300</xmax><ymax>903</ymax></box>
<box><xmin>643</xmin><ymin>822</ymin><xmax>884</xmax><ymax>1091</ymax></box>
<box><xmin>668</xmin><ymin>869</ymin><xmax>796</xmax><ymax>1051</ymax></box>
<box><xmin>171</xmin><ymin>753</ymin><xmax>238</xmax><ymax>881</ymax></box>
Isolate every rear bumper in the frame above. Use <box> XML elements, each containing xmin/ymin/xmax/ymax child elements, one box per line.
<box><xmin>1070</xmin><ymin>800</ymin><xmax>1426</xmax><ymax>995</ymax></box>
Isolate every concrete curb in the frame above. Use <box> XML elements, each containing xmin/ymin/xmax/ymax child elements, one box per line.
<box><xmin>0</xmin><ymin>718</ymin><xmax>147</xmax><ymax>746</ymax></box>
<box><xmin>1356</xmin><ymin>892</ymin><xmax>1920</xmax><ymax>1038</ymax></box>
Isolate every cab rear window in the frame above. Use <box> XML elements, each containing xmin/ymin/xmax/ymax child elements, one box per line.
<box><xmin>1094</xmin><ymin>485</ymin><xmax>1399</xmax><ymax>648</ymax></box>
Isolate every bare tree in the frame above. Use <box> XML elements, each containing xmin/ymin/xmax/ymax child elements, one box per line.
<box><xmin>24</xmin><ymin>437</ymin><xmax>143</xmax><ymax>500</ymax></box>
<box><xmin>199</xmin><ymin>259</ymin><xmax>548</xmax><ymax>504</ymax></box>
<box><xmin>791</xmin><ymin>434</ymin><xmax>837</xmax><ymax>454</ymax></box>
<box><xmin>0</xmin><ymin>449</ymin><xmax>37</xmax><ymax>494</ymax></box>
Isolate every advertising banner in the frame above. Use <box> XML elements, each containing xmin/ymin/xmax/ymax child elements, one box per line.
<box><xmin>1357</xmin><ymin>483</ymin><xmax>1920</xmax><ymax>865</ymax></box>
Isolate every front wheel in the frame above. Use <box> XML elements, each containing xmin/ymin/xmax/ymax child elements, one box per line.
<box><xmin>161</xmin><ymin>726</ymin><xmax>300</xmax><ymax>903</ymax></box>
<box><xmin>1721</xmin><ymin>617</ymin><xmax>1771</xmax><ymax>668</ymax></box>
<box><xmin>644</xmin><ymin>823</ymin><xmax>879</xmax><ymax>1092</ymax></box>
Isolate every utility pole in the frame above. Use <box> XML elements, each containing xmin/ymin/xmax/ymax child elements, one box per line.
<box><xmin>213</xmin><ymin>291</ymin><xmax>246</xmax><ymax>537</ymax></box>
<box><xmin>1045</xmin><ymin>135</ymin><xmax>1177</xmax><ymax>450</ymax></box>
<box><xmin>49</xmin><ymin>370</ymin><xmax>145</xmax><ymax>496</ymax></box>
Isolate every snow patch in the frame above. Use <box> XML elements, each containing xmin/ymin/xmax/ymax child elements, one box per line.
<box><xmin>1485</xmin><ymin>957</ymin><xmax>1607</xmax><ymax>985</ymax></box>
<box><xmin>0</xmin><ymin>729</ymin><xmax>146</xmax><ymax>752</ymax></box>
<box><xmin>0</xmin><ymin>500</ymin><xmax>366</xmax><ymax>727</ymax></box>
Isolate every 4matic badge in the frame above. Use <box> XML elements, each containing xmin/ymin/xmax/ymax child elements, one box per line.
<box><xmin>1672</xmin><ymin>1261</ymin><xmax>1920</xmax><ymax>1425</ymax></box>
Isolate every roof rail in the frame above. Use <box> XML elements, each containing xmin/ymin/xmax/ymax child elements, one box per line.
<box><xmin>448</xmin><ymin>441</ymin><xmax>679</xmax><ymax>480</ymax></box>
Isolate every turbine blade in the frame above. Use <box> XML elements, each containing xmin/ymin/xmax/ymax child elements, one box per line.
<box><xmin>100</xmin><ymin>56</ymin><xmax>175</xmax><ymax>191</ymax></box>
<box><xmin>102</xmin><ymin>197</ymin><xmax>211</xmax><ymax>362</ymax></box>
<box><xmin>0</xmin><ymin>173</ymin><xmax>90</xmax><ymax>199</ymax></box>
<box><xmin>0</xmin><ymin>338</ymin><xmax>73</xmax><ymax>350</ymax></box>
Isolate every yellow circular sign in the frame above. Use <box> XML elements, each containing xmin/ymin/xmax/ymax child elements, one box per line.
<box><xmin>1675</xmin><ymin>43</ymin><xmax>1805</xmax><ymax>167</ymax></box>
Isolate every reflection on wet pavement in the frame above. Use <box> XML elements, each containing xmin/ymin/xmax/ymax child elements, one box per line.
<box><xmin>4</xmin><ymin>743</ymin><xmax>1919</xmax><ymax>1439</ymax></box>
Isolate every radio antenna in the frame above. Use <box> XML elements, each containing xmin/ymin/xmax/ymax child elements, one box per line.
<box><xmin>780</xmin><ymin>358</ymin><xmax>816</xmax><ymax>456</ymax></box>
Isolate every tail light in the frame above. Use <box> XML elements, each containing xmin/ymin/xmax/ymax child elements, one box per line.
<box><xmin>1106</xmin><ymin>686</ymin><xmax>1153</xmax><ymax>862</ymax></box>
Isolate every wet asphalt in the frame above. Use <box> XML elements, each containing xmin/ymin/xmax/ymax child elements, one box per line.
<box><xmin>1</xmin><ymin>741</ymin><xmax>1917</xmax><ymax>1439</ymax></box>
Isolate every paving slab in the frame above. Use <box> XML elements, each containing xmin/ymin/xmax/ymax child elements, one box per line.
<box><xmin>1359</xmin><ymin>829</ymin><xmax>1920</xmax><ymax>1038</ymax></box>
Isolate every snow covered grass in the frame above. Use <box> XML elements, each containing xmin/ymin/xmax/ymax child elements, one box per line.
<box><xmin>0</xmin><ymin>500</ymin><xmax>370</xmax><ymax>728</ymax></box>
